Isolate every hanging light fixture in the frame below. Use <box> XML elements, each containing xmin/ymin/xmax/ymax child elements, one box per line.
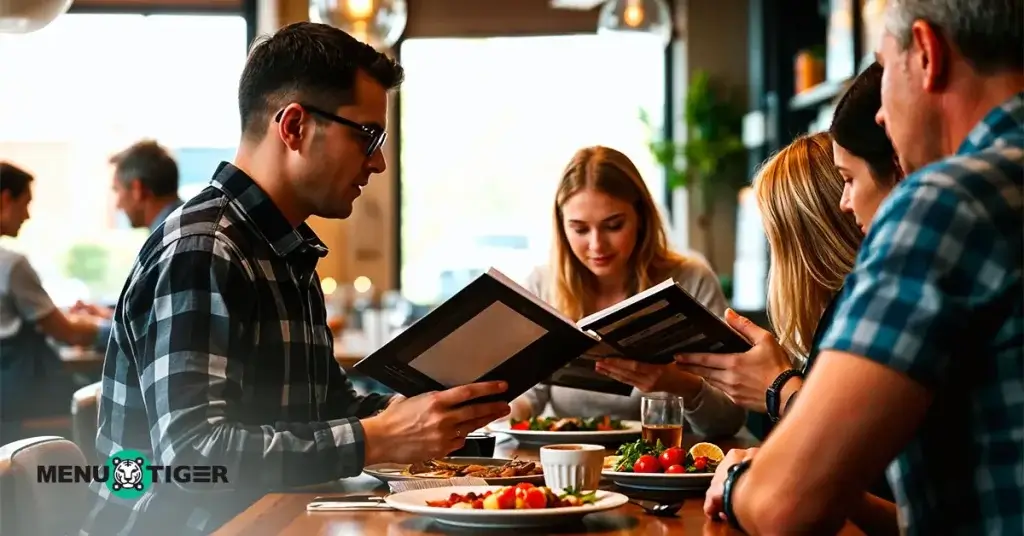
<box><xmin>310</xmin><ymin>0</ymin><xmax>407</xmax><ymax>50</ymax></box>
<box><xmin>0</xmin><ymin>0</ymin><xmax>74</xmax><ymax>34</ymax></box>
<box><xmin>596</xmin><ymin>0</ymin><xmax>673</xmax><ymax>48</ymax></box>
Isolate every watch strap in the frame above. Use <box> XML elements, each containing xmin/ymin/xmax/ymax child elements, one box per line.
<box><xmin>766</xmin><ymin>368</ymin><xmax>804</xmax><ymax>422</ymax></box>
<box><xmin>722</xmin><ymin>458</ymin><xmax>753</xmax><ymax>531</ymax></box>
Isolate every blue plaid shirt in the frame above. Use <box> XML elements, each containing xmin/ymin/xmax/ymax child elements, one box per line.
<box><xmin>820</xmin><ymin>93</ymin><xmax>1023</xmax><ymax>536</ymax></box>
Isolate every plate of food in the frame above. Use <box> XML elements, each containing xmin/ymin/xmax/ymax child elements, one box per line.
<box><xmin>363</xmin><ymin>457</ymin><xmax>545</xmax><ymax>485</ymax></box>
<box><xmin>601</xmin><ymin>439</ymin><xmax>724</xmax><ymax>491</ymax></box>
<box><xmin>383</xmin><ymin>483</ymin><xmax>629</xmax><ymax>528</ymax></box>
<box><xmin>489</xmin><ymin>416</ymin><xmax>641</xmax><ymax>445</ymax></box>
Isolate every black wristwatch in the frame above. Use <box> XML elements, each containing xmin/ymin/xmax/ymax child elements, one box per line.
<box><xmin>766</xmin><ymin>368</ymin><xmax>804</xmax><ymax>422</ymax></box>
<box><xmin>722</xmin><ymin>458</ymin><xmax>753</xmax><ymax>531</ymax></box>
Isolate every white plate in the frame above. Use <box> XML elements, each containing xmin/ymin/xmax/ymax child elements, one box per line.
<box><xmin>383</xmin><ymin>485</ymin><xmax>629</xmax><ymax>528</ymax></box>
<box><xmin>602</xmin><ymin>469</ymin><xmax>713</xmax><ymax>491</ymax></box>
<box><xmin>363</xmin><ymin>457</ymin><xmax>545</xmax><ymax>486</ymax></box>
<box><xmin>488</xmin><ymin>419</ymin><xmax>642</xmax><ymax>445</ymax></box>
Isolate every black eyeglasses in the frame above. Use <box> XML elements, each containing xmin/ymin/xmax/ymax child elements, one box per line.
<box><xmin>274</xmin><ymin>104</ymin><xmax>387</xmax><ymax>156</ymax></box>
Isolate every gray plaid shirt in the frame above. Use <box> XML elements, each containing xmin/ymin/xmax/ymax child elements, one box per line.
<box><xmin>80</xmin><ymin>162</ymin><xmax>392</xmax><ymax>536</ymax></box>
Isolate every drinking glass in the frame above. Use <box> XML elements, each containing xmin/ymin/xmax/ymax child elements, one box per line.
<box><xmin>640</xmin><ymin>394</ymin><xmax>685</xmax><ymax>448</ymax></box>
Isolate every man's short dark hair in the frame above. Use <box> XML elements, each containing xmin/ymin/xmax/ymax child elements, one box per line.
<box><xmin>237</xmin><ymin>21</ymin><xmax>405</xmax><ymax>141</ymax></box>
<box><xmin>109</xmin><ymin>140</ymin><xmax>179</xmax><ymax>197</ymax></box>
<box><xmin>0</xmin><ymin>162</ymin><xmax>34</xmax><ymax>198</ymax></box>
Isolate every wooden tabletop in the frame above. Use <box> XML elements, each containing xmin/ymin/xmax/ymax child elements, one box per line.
<box><xmin>213</xmin><ymin>434</ymin><xmax>866</xmax><ymax>536</ymax></box>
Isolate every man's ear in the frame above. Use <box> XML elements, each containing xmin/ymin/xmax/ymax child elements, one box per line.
<box><xmin>911</xmin><ymin>20</ymin><xmax>949</xmax><ymax>92</ymax></box>
<box><xmin>276</xmin><ymin>103</ymin><xmax>312</xmax><ymax>152</ymax></box>
<box><xmin>129</xmin><ymin>179</ymin><xmax>147</xmax><ymax>200</ymax></box>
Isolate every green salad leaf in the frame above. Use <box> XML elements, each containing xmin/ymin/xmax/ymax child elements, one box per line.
<box><xmin>613</xmin><ymin>438</ymin><xmax>666</xmax><ymax>472</ymax></box>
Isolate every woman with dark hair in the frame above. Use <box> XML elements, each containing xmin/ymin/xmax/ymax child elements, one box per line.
<box><xmin>831</xmin><ymin>62</ymin><xmax>903</xmax><ymax>233</ymax></box>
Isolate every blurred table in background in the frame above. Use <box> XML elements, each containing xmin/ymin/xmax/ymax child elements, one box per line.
<box><xmin>59</xmin><ymin>346</ymin><xmax>104</xmax><ymax>375</ymax></box>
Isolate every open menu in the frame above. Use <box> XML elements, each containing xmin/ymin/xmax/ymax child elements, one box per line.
<box><xmin>352</xmin><ymin>268</ymin><xmax>751</xmax><ymax>402</ymax></box>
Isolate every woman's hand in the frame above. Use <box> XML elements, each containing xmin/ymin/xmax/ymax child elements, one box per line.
<box><xmin>704</xmin><ymin>447</ymin><xmax>759</xmax><ymax>520</ymax></box>
<box><xmin>594</xmin><ymin>358</ymin><xmax>704</xmax><ymax>401</ymax></box>
<box><xmin>674</xmin><ymin>309</ymin><xmax>794</xmax><ymax>413</ymax></box>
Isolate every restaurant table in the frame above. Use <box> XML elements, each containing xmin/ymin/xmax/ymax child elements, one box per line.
<box><xmin>59</xmin><ymin>346</ymin><xmax>104</xmax><ymax>374</ymax></box>
<box><xmin>213</xmin><ymin>433</ymin><xmax>866</xmax><ymax>536</ymax></box>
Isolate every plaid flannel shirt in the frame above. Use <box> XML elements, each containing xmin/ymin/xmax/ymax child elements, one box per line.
<box><xmin>820</xmin><ymin>93</ymin><xmax>1023</xmax><ymax>535</ymax></box>
<box><xmin>80</xmin><ymin>163</ymin><xmax>392</xmax><ymax>536</ymax></box>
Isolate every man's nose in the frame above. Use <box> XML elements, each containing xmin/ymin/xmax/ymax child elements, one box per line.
<box><xmin>367</xmin><ymin>147</ymin><xmax>387</xmax><ymax>174</ymax></box>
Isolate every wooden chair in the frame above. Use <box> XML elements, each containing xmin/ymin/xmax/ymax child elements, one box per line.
<box><xmin>0</xmin><ymin>436</ymin><xmax>88</xmax><ymax>536</ymax></box>
<box><xmin>70</xmin><ymin>382</ymin><xmax>102</xmax><ymax>464</ymax></box>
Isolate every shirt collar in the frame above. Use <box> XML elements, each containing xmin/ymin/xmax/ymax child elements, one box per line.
<box><xmin>149</xmin><ymin>198</ymin><xmax>184</xmax><ymax>233</ymax></box>
<box><xmin>209</xmin><ymin>161</ymin><xmax>329</xmax><ymax>259</ymax></box>
<box><xmin>957</xmin><ymin>91</ymin><xmax>1024</xmax><ymax>155</ymax></box>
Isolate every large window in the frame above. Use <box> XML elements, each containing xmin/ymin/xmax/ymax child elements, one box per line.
<box><xmin>399</xmin><ymin>35</ymin><xmax>667</xmax><ymax>305</ymax></box>
<box><xmin>0</xmin><ymin>13</ymin><xmax>247</xmax><ymax>305</ymax></box>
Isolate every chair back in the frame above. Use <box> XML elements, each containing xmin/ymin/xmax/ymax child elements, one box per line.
<box><xmin>71</xmin><ymin>382</ymin><xmax>102</xmax><ymax>464</ymax></box>
<box><xmin>0</xmin><ymin>436</ymin><xmax>88</xmax><ymax>536</ymax></box>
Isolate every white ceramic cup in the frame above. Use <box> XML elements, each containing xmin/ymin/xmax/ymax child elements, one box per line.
<box><xmin>539</xmin><ymin>443</ymin><xmax>605</xmax><ymax>492</ymax></box>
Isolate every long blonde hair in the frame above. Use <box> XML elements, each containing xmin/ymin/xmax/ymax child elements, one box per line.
<box><xmin>550</xmin><ymin>146</ymin><xmax>685</xmax><ymax>320</ymax></box>
<box><xmin>754</xmin><ymin>132</ymin><xmax>862</xmax><ymax>358</ymax></box>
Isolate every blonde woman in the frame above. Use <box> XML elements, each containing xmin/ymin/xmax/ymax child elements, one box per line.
<box><xmin>510</xmin><ymin>145</ymin><xmax>746</xmax><ymax>438</ymax></box>
<box><xmin>688</xmin><ymin>62</ymin><xmax>905</xmax><ymax>531</ymax></box>
<box><xmin>675</xmin><ymin>64</ymin><xmax>902</xmax><ymax>424</ymax></box>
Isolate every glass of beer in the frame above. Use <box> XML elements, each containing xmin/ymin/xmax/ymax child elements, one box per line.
<box><xmin>641</xmin><ymin>394</ymin><xmax>684</xmax><ymax>448</ymax></box>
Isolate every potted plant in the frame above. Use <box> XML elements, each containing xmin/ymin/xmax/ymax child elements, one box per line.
<box><xmin>641</xmin><ymin>70</ymin><xmax>746</xmax><ymax>274</ymax></box>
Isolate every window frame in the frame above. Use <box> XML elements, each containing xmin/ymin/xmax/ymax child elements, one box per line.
<box><xmin>1</xmin><ymin>3</ymin><xmax>256</xmax><ymax>303</ymax></box>
<box><xmin>390</xmin><ymin>35</ymin><xmax>675</xmax><ymax>296</ymax></box>
<box><xmin>67</xmin><ymin>0</ymin><xmax>256</xmax><ymax>48</ymax></box>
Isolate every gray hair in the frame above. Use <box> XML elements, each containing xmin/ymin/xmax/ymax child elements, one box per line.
<box><xmin>885</xmin><ymin>0</ymin><xmax>1023</xmax><ymax>75</ymax></box>
<box><xmin>109</xmin><ymin>140</ymin><xmax>179</xmax><ymax>198</ymax></box>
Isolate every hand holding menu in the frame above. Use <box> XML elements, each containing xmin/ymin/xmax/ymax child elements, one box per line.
<box><xmin>353</xmin><ymin>268</ymin><xmax>751</xmax><ymax>403</ymax></box>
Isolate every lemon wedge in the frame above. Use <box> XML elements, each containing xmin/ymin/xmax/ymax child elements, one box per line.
<box><xmin>688</xmin><ymin>442</ymin><xmax>725</xmax><ymax>463</ymax></box>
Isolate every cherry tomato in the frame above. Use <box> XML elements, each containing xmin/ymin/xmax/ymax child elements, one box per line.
<box><xmin>510</xmin><ymin>420</ymin><xmax>530</xmax><ymax>430</ymax></box>
<box><xmin>497</xmin><ymin>487</ymin><xmax>517</xmax><ymax>509</ymax></box>
<box><xmin>694</xmin><ymin>456</ymin><xmax>707</xmax><ymax>471</ymax></box>
<box><xmin>524</xmin><ymin>487</ymin><xmax>547</xmax><ymax>509</ymax></box>
<box><xmin>515</xmin><ymin>482</ymin><xmax>535</xmax><ymax>490</ymax></box>
<box><xmin>633</xmin><ymin>454</ymin><xmax>661</xmax><ymax>473</ymax></box>
<box><xmin>664</xmin><ymin>464</ymin><xmax>685</xmax><ymax>474</ymax></box>
<box><xmin>471</xmin><ymin>499</ymin><xmax>484</xmax><ymax>509</ymax></box>
<box><xmin>659</xmin><ymin>447</ymin><xmax>684</xmax><ymax>469</ymax></box>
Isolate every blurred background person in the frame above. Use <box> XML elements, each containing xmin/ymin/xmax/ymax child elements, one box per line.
<box><xmin>0</xmin><ymin>162</ymin><xmax>105</xmax><ymax>440</ymax></box>
<box><xmin>70</xmin><ymin>140</ymin><xmax>183</xmax><ymax>350</ymax></box>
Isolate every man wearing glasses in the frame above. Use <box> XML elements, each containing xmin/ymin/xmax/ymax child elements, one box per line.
<box><xmin>82</xmin><ymin>22</ymin><xmax>511</xmax><ymax>536</ymax></box>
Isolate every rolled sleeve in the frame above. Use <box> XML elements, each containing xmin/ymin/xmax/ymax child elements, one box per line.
<box><xmin>9</xmin><ymin>256</ymin><xmax>56</xmax><ymax>322</ymax></box>
<box><xmin>137</xmin><ymin>235</ymin><xmax>367</xmax><ymax>490</ymax></box>
<box><xmin>93</xmin><ymin>319</ymin><xmax>112</xmax><ymax>350</ymax></box>
<box><xmin>819</xmin><ymin>179</ymin><xmax>1011</xmax><ymax>388</ymax></box>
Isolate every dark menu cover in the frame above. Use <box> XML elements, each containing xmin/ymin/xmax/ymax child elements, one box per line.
<box><xmin>352</xmin><ymin>269</ymin><xmax>600</xmax><ymax>405</ymax></box>
<box><xmin>542</xmin><ymin>342</ymin><xmax>634</xmax><ymax>397</ymax></box>
<box><xmin>576</xmin><ymin>278</ymin><xmax>752</xmax><ymax>365</ymax></box>
<box><xmin>354</xmin><ymin>272</ymin><xmax>751</xmax><ymax>403</ymax></box>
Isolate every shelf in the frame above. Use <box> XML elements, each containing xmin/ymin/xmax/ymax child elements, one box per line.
<box><xmin>788</xmin><ymin>78</ymin><xmax>850</xmax><ymax>111</ymax></box>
